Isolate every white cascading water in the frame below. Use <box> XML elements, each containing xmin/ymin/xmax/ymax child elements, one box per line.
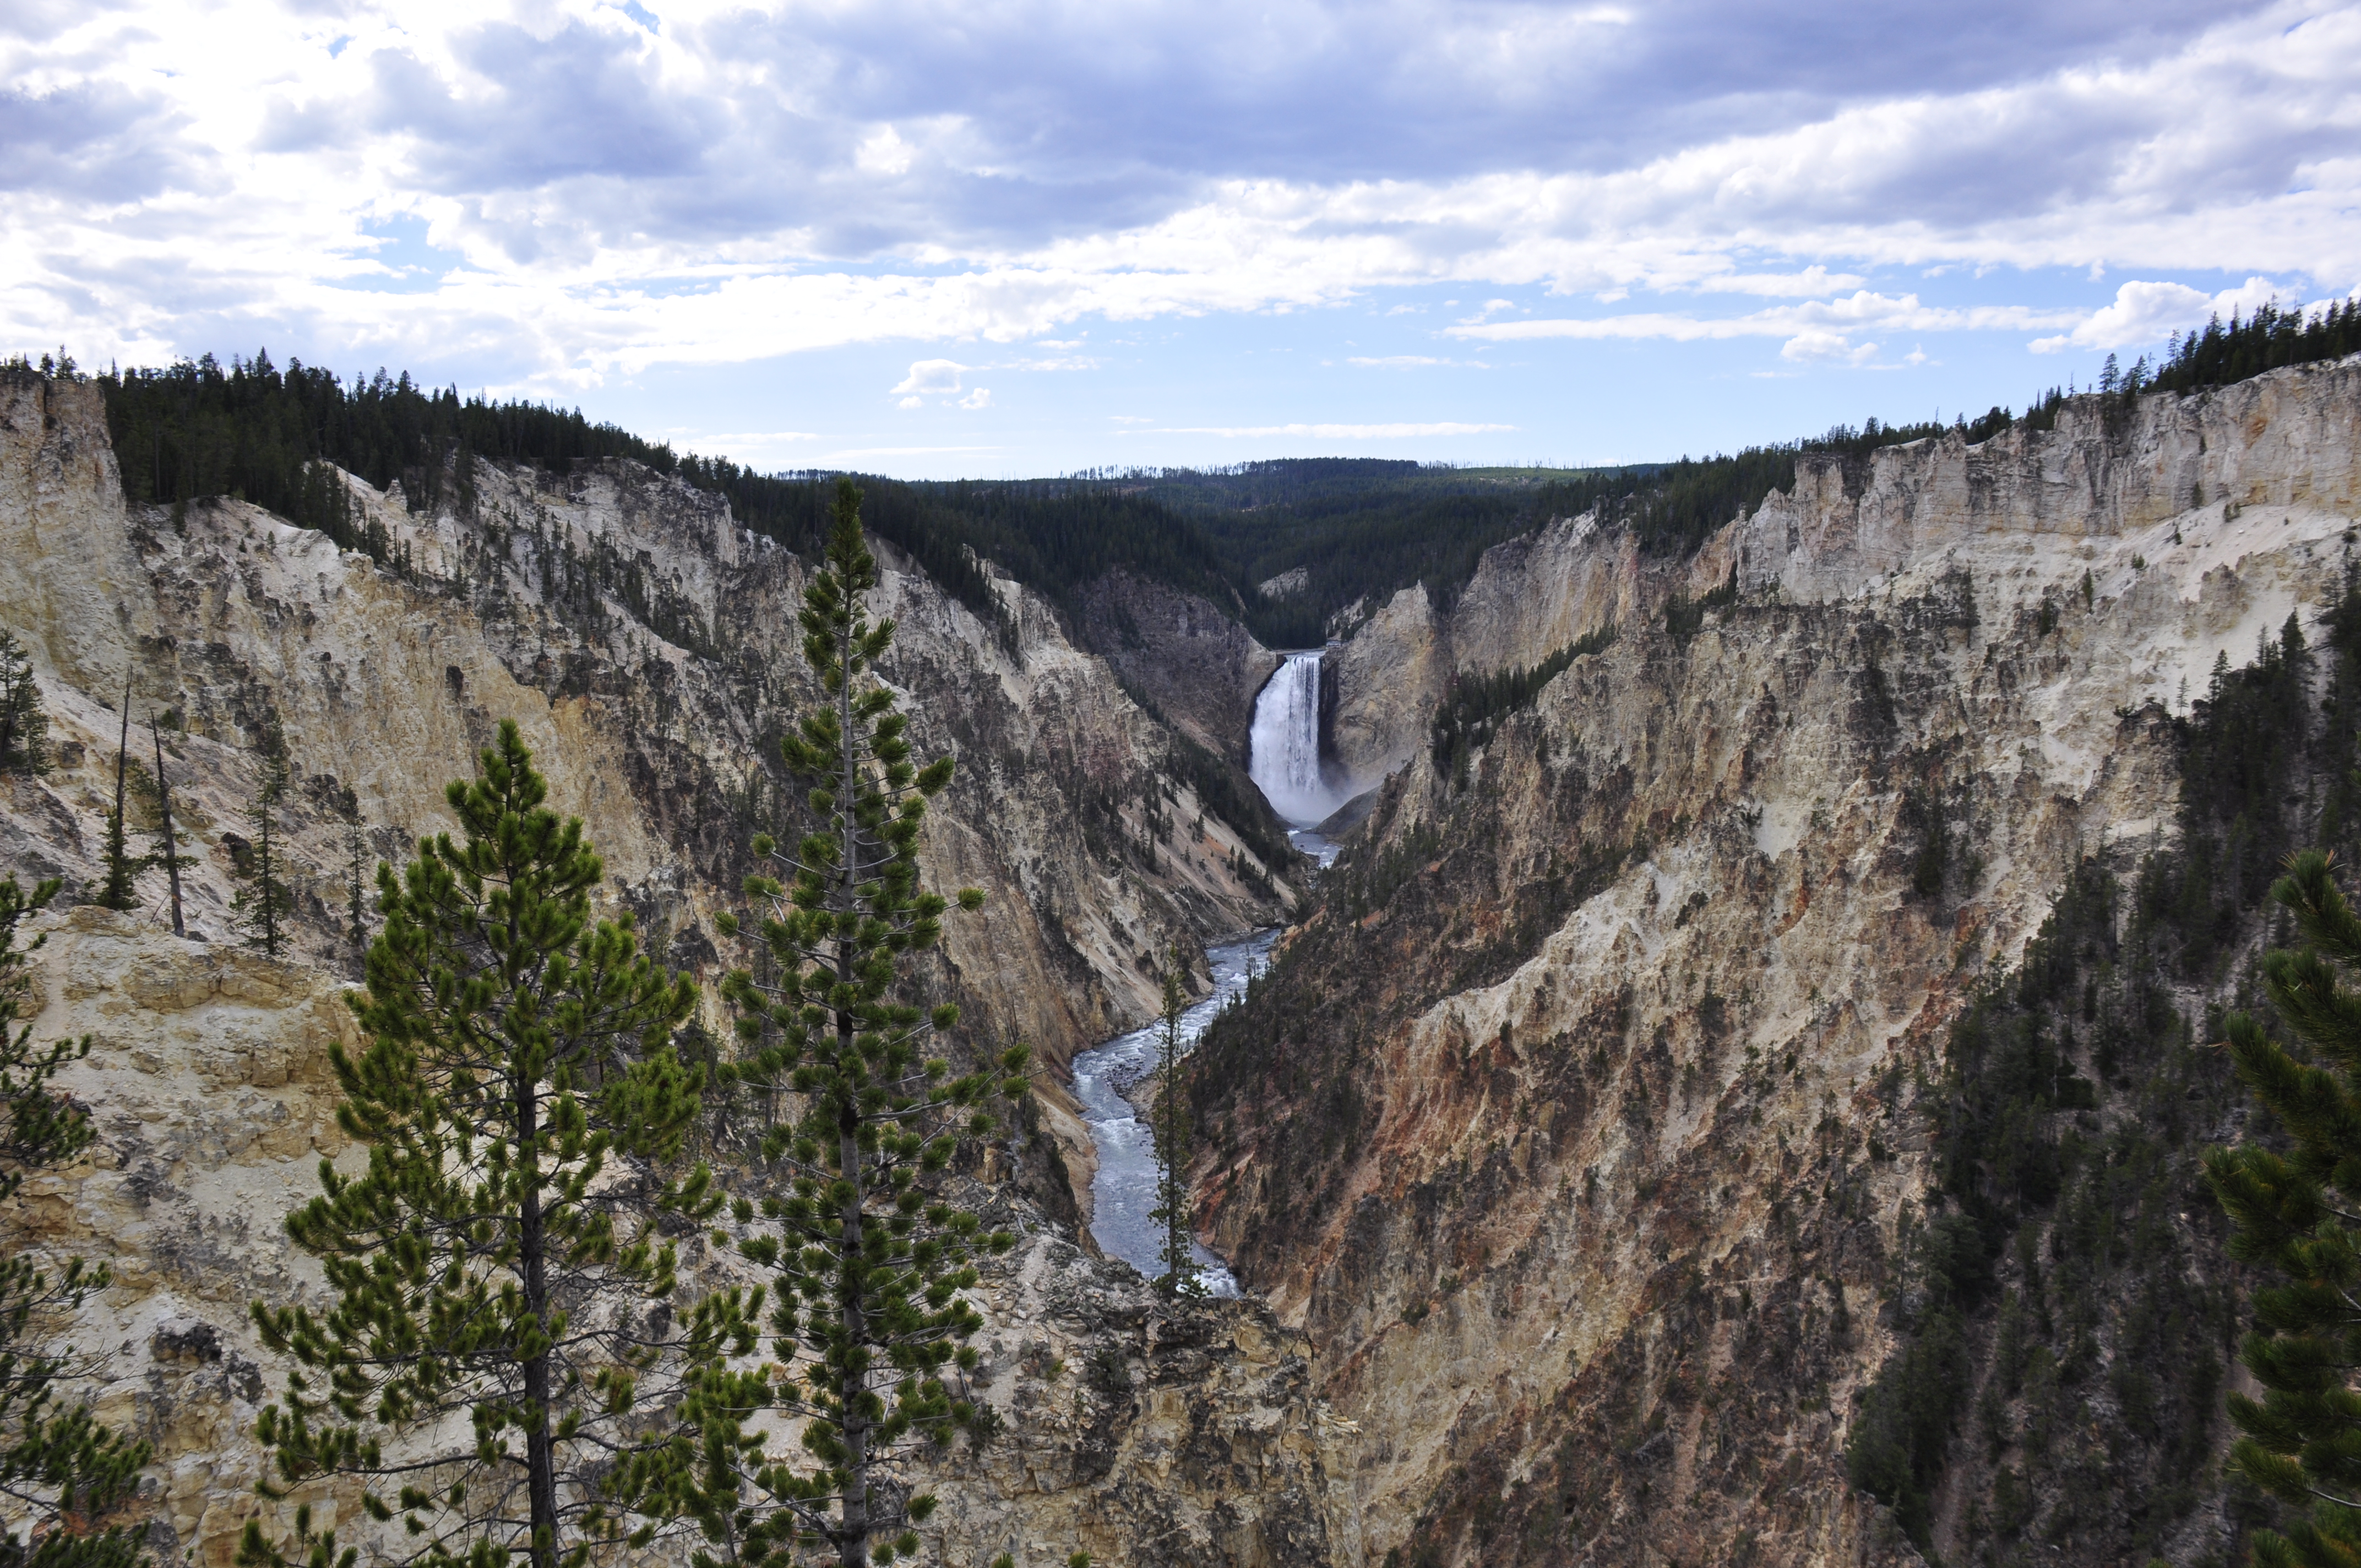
<box><xmin>1249</xmin><ymin>650</ymin><xmax>1349</xmax><ymax>829</ymax></box>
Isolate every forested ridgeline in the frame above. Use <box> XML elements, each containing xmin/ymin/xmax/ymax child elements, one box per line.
<box><xmin>52</xmin><ymin>301</ymin><xmax>2361</xmax><ymax>661</ymax></box>
<box><xmin>83</xmin><ymin>353</ymin><xmax>1593</xmax><ymax>649</ymax></box>
<box><xmin>66</xmin><ymin>354</ymin><xmax>1968</xmax><ymax>653</ymax></box>
<box><xmin>1843</xmin><ymin>577</ymin><xmax>2361</xmax><ymax>1566</ymax></box>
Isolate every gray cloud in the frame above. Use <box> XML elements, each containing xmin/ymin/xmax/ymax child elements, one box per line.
<box><xmin>274</xmin><ymin>0</ymin><xmax>2294</xmax><ymax>262</ymax></box>
<box><xmin>701</xmin><ymin>0</ymin><xmax>2262</xmax><ymax>188</ymax></box>
<box><xmin>4</xmin><ymin>0</ymin><xmax>2354</xmax><ymax>391</ymax></box>
<box><xmin>0</xmin><ymin>83</ymin><xmax>191</xmax><ymax>202</ymax></box>
<box><xmin>365</xmin><ymin>26</ymin><xmax>720</xmax><ymax>190</ymax></box>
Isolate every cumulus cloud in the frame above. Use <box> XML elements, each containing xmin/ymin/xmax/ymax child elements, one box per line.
<box><xmin>1780</xmin><ymin>330</ymin><xmax>1878</xmax><ymax>365</ymax></box>
<box><xmin>855</xmin><ymin>127</ymin><xmax>915</xmax><ymax>178</ymax></box>
<box><xmin>0</xmin><ymin>0</ymin><xmax>2354</xmax><ymax>388</ymax></box>
<box><xmin>0</xmin><ymin>83</ymin><xmax>191</xmax><ymax>201</ymax></box>
<box><xmin>2030</xmin><ymin>276</ymin><xmax>2287</xmax><ymax>351</ymax></box>
<box><xmin>890</xmin><ymin>358</ymin><xmax>967</xmax><ymax>394</ymax></box>
<box><xmin>956</xmin><ymin>386</ymin><xmax>992</xmax><ymax>409</ymax></box>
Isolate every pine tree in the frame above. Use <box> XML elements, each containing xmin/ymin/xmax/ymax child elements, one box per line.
<box><xmin>660</xmin><ymin>480</ymin><xmax>1028</xmax><ymax>1568</ymax></box>
<box><xmin>0</xmin><ymin>874</ymin><xmax>152</xmax><ymax>1568</ymax></box>
<box><xmin>241</xmin><ymin>722</ymin><xmax>712</xmax><ymax>1568</ymax></box>
<box><xmin>96</xmin><ymin>673</ymin><xmax>142</xmax><ymax>912</ymax></box>
<box><xmin>232</xmin><ymin>740</ymin><xmax>292</xmax><ymax>957</ymax></box>
<box><xmin>2206</xmin><ymin>850</ymin><xmax>2361</xmax><ymax>1567</ymax></box>
<box><xmin>149</xmin><ymin>716</ymin><xmax>185</xmax><ymax>939</ymax></box>
<box><xmin>0</xmin><ymin>630</ymin><xmax>48</xmax><ymax>776</ymax></box>
<box><xmin>336</xmin><ymin>787</ymin><xmax>369</xmax><ymax>950</ymax></box>
<box><xmin>1150</xmin><ymin>949</ymin><xmax>1204</xmax><ymax>1300</ymax></box>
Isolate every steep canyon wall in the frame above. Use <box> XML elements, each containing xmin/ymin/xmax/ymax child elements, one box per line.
<box><xmin>1196</xmin><ymin>359</ymin><xmax>2361</xmax><ymax>1566</ymax></box>
<box><xmin>0</xmin><ymin>369</ymin><xmax>1348</xmax><ymax>1568</ymax></box>
<box><xmin>13</xmin><ymin>354</ymin><xmax>2361</xmax><ymax>1568</ymax></box>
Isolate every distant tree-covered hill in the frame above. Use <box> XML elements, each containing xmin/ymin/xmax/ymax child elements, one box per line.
<box><xmin>81</xmin><ymin>301</ymin><xmax>2358</xmax><ymax>650</ymax></box>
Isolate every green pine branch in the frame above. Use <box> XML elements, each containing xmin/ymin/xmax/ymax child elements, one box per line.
<box><xmin>0</xmin><ymin>875</ymin><xmax>153</xmax><ymax>1568</ymax></box>
<box><xmin>671</xmin><ymin>480</ymin><xmax>1027</xmax><ymax>1568</ymax></box>
<box><xmin>244</xmin><ymin>722</ymin><xmax>708</xmax><ymax>1568</ymax></box>
<box><xmin>2208</xmin><ymin>849</ymin><xmax>2361</xmax><ymax>1566</ymax></box>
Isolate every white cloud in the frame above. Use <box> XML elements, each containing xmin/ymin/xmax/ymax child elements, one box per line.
<box><xmin>1346</xmin><ymin>355</ymin><xmax>1487</xmax><ymax>367</ymax></box>
<box><xmin>1448</xmin><ymin>291</ymin><xmax>2081</xmax><ymax>345</ymax></box>
<box><xmin>890</xmin><ymin>358</ymin><xmax>967</xmax><ymax>394</ymax></box>
<box><xmin>2028</xmin><ymin>276</ymin><xmax>2286</xmax><ymax>352</ymax></box>
<box><xmin>1</xmin><ymin>0</ymin><xmax>2355</xmax><ymax>389</ymax></box>
<box><xmin>1780</xmin><ymin>330</ymin><xmax>1879</xmax><ymax>365</ymax></box>
<box><xmin>855</xmin><ymin>126</ymin><xmax>914</xmax><ymax>178</ymax></box>
<box><xmin>1694</xmin><ymin>266</ymin><xmax>1867</xmax><ymax>297</ymax></box>
<box><xmin>956</xmin><ymin>386</ymin><xmax>992</xmax><ymax>409</ymax></box>
<box><xmin>1129</xmin><ymin>421</ymin><xmax>1516</xmax><ymax>438</ymax></box>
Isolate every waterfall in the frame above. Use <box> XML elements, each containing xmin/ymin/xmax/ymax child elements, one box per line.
<box><xmin>1248</xmin><ymin>650</ymin><xmax>1348</xmax><ymax>829</ymax></box>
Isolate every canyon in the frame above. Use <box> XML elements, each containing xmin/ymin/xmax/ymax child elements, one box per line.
<box><xmin>1198</xmin><ymin>360</ymin><xmax>2361</xmax><ymax>1567</ymax></box>
<box><xmin>4</xmin><ymin>355</ymin><xmax>2361</xmax><ymax>1567</ymax></box>
<box><xmin>0</xmin><ymin>369</ymin><xmax>1337</xmax><ymax>1568</ymax></box>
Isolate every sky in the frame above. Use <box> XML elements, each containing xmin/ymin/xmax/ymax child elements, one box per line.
<box><xmin>6</xmin><ymin>0</ymin><xmax>2360</xmax><ymax>478</ymax></box>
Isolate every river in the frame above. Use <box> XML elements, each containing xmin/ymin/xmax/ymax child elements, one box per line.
<box><xmin>1073</xmin><ymin>649</ymin><xmax>1345</xmax><ymax>1291</ymax></box>
<box><xmin>1071</xmin><ymin>929</ymin><xmax>1278</xmax><ymax>1295</ymax></box>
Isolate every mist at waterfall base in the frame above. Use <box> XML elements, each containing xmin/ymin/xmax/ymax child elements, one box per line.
<box><xmin>1071</xmin><ymin>932</ymin><xmax>1277</xmax><ymax>1296</ymax></box>
<box><xmin>1250</xmin><ymin>650</ymin><xmax>1348</xmax><ymax>866</ymax></box>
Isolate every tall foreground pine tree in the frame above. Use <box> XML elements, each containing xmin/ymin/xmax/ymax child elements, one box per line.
<box><xmin>242</xmin><ymin>722</ymin><xmax>712</xmax><ymax>1568</ymax></box>
<box><xmin>0</xmin><ymin>874</ymin><xmax>149</xmax><ymax>1568</ymax></box>
<box><xmin>2208</xmin><ymin>850</ymin><xmax>2361</xmax><ymax>1567</ymax></box>
<box><xmin>661</xmin><ymin>480</ymin><xmax>1028</xmax><ymax>1568</ymax></box>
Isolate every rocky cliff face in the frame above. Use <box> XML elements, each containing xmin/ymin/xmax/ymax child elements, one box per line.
<box><xmin>0</xmin><ymin>369</ymin><xmax>1303</xmax><ymax>1205</ymax></box>
<box><xmin>1323</xmin><ymin>363</ymin><xmax>2361</xmax><ymax>803</ymax></box>
<box><xmin>1193</xmin><ymin>359</ymin><xmax>2361</xmax><ymax>1566</ymax></box>
<box><xmin>8</xmin><ymin>907</ymin><xmax>1354</xmax><ymax>1568</ymax></box>
<box><xmin>0</xmin><ymin>367</ymin><xmax>1352</xmax><ymax>1568</ymax></box>
<box><xmin>1075</xmin><ymin>569</ymin><xmax>1281</xmax><ymax>768</ymax></box>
